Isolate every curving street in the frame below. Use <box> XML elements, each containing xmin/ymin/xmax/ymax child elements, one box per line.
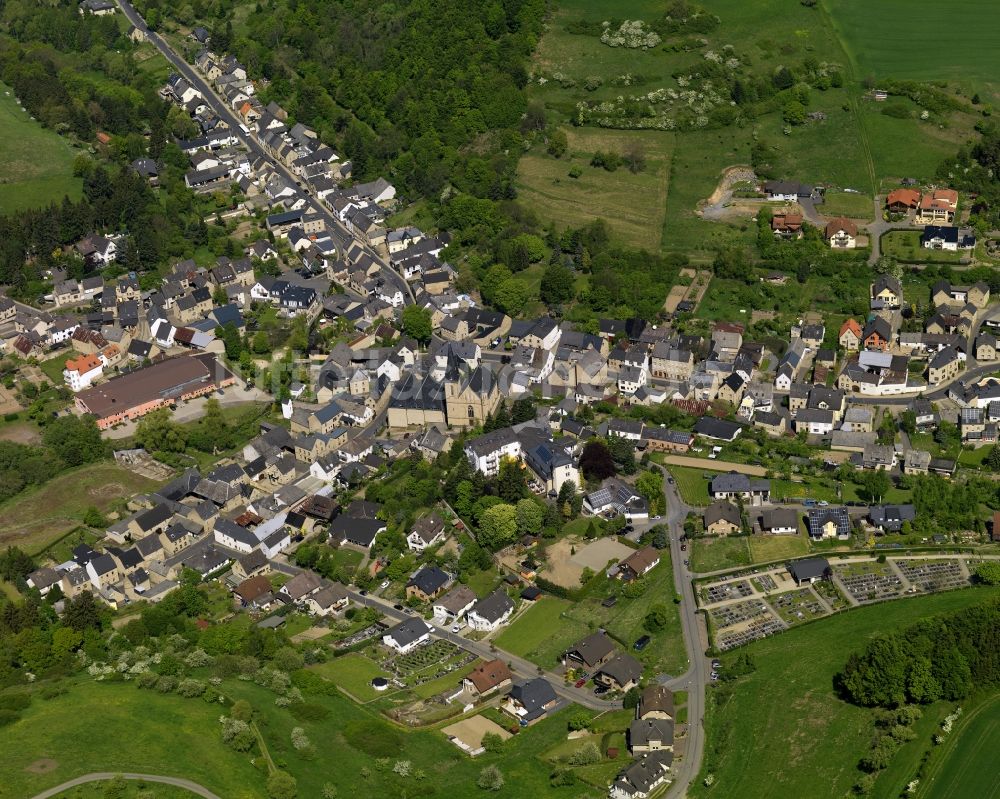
<box><xmin>29</xmin><ymin>772</ymin><xmax>221</xmax><ymax>799</ymax></box>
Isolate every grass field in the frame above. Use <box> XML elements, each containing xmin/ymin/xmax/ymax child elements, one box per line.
<box><xmin>310</xmin><ymin>653</ymin><xmax>391</xmax><ymax>702</ymax></box>
<box><xmin>821</xmin><ymin>190</ymin><xmax>873</xmax><ymax>219</ymax></box>
<box><xmin>823</xmin><ymin>0</ymin><xmax>1000</xmax><ymax>97</ymax></box>
<box><xmin>747</xmin><ymin>534</ymin><xmax>810</xmax><ymax>564</ymax></box>
<box><xmin>920</xmin><ymin>693</ymin><xmax>1000</xmax><ymax>799</ymax></box>
<box><xmin>522</xmin><ymin>0</ymin><xmax>986</xmax><ymax>256</ymax></box>
<box><xmin>0</xmin><ymin>681</ymin><xmax>264</xmax><ymax>799</ymax></box>
<box><xmin>668</xmin><ymin>466</ymin><xmax>713</xmax><ymax>506</ymax></box>
<box><xmin>881</xmin><ymin>230</ymin><xmax>964</xmax><ymax>264</ymax></box>
<box><xmin>221</xmin><ymin>678</ymin><xmax>595</xmax><ymax>799</ymax></box>
<box><xmin>0</xmin><ymin>462</ymin><xmax>162</xmax><ymax>555</ymax></box>
<box><xmin>690</xmin><ymin>536</ymin><xmax>750</xmax><ymax>574</ymax></box>
<box><xmin>690</xmin><ymin>585</ymin><xmax>1000</xmax><ymax>799</ymax></box>
<box><xmin>516</xmin><ymin>128</ymin><xmax>673</xmax><ymax>251</ymax></box>
<box><xmin>0</xmin><ymin>81</ymin><xmax>82</xmax><ymax>213</ymax></box>
<box><xmin>494</xmin><ymin>597</ymin><xmax>579</xmax><ymax>664</ymax></box>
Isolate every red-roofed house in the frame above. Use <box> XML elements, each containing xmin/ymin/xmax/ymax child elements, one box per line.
<box><xmin>886</xmin><ymin>188</ymin><xmax>921</xmax><ymax>213</ymax></box>
<box><xmin>915</xmin><ymin>189</ymin><xmax>957</xmax><ymax>224</ymax></box>
<box><xmin>64</xmin><ymin>352</ymin><xmax>104</xmax><ymax>391</ymax></box>
<box><xmin>839</xmin><ymin>319</ymin><xmax>862</xmax><ymax>351</ymax></box>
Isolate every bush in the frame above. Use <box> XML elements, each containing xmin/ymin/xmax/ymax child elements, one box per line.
<box><xmin>155</xmin><ymin>676</ymin><xmax>177</xmax><ymax>693</ymax></box>
<box><xmin>178</xmin><ymin>679</ymin><xmax>206</xmax><ymax>698</ymax></box>
<box><xmin>478</xmin><ymin>765</ymin><xmax>504</xmax><ymax>791</ymax></box>
<box><xmin>550</xmin><ymin>768</ymin><xmax>576</xmax><ymax>787</ymax></box>
<box><xmin>568</xmin><ymin>741</ymin><xmax>601</xmax><ymax>765</ymax></box>
<box><xmin>221</xmin><ymin>718</ymin><xmax>256</xmax><ymax>752</ymax></box>
<box><xmin>267</xmin><ymin>771</ymin><xmax>297</xmax><ymax>799</ymax></box>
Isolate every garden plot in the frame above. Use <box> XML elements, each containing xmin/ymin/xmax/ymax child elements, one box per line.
<box><xmin>893</xmin><ymin>558</ymin><xmax>969</xmax><ymax>592</ymax></box>
<box><xmin>833</xmin><ymin>561</ymin><xmax>904</xmax><ymax>603</ymax></box>
<box><xmin>769</xmin><ymin>588</ymin><xmax>829</xmax><ymax>626</ymax></box>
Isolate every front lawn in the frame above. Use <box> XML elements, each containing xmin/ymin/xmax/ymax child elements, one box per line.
<box><xmin>881</xmin><ymin>230</ymin><xmax>963</xmax><ymax>264</ymax></box>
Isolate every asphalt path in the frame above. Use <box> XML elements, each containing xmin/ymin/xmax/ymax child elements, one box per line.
<box><xmin>29</xmin><ymin>773</ymin><xmax>221</xmax><ymax>799</ymax></box>
<box><xmin>657</xmin><ymin>468</ymin><xmax>708</xmax><ymax>798</ymax></box>
<box><xmin>116</xmin><ymin>0</ymin><xmax>413</xmax><ymax>305</ymax></box>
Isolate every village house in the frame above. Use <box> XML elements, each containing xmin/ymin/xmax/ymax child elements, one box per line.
<box><xmin>825</xmin><ymin>218</ymin><xmax>858</xmax><ymax>249</ymax></box>
<box><xmin>502</xmin><ymin>678</ymin><xmax>558</xmax><ymax>725</ymax></box>
<box><xmin>703</xmin><ymin>500</ymin><xmax>741</xmax><ymax>536</ymax></box>
<box><xmin>839</xmin><ymin>318</ymin><xmax>862</xmax><ymax>351</ymax></box>
<box><xmin>463</xmin><ymin>658</ymin><xmax>512</xmax><ymax>698</ymax></box>
<box><xmin>467</xmin><ymin>589</ymin><xmax>514</xmax><ymax>632</ymax></box>
<box><xmin>405</xmin><ymin>566</ymin><xmax>451</xmax><ymax>603</ymax></box>
<box><xmin>382</xmin><ymin>618</ymin><xmax>431</xmax><ymax>654</ymax></box>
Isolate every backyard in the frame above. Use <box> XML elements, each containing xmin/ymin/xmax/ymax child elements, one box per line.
<box><xmin>496</xmin><ymin>559</ymin><xmax>687</xmax><ymax>677</ymax></box>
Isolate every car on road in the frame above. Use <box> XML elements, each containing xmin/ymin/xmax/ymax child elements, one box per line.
<box><xmin>802</xmin><ymin>499</ymin><xmax>817</xmax><ymax>507</ymax></box>
<box><xmin>680</xmin><ymin>544</ymin><xmax>687</xmax><ymax>551</ymax></box>
<box><xmin>817</xmin><ymin>500</ymin><xmax>829</xmax><ymax>507</ymax></box>
<box><xmin>684</xmin><ymin>559</ymin><xmax>689</xmax><ymax>566</ymax></box>
<box><xmin>633</xmin><ymin>635</ymin><xmax>651</xmax><ymax>651</ymax></box>
<box><xmin>358</xmin><ymin>590</ymin><xmax>367</xmax><ymax>596</ymax></box>
<box><xmin>574</xmin><ymin>678</ymin><xmax>587</xmax><ymax>688</ymax></box>
<box><xmin>667</xmin><ymin>476</ymin><xmax>674</xmax><ymax>484</ymax></box>
<box><xmin>392</xmin><ymin>603</ymin><xmax>404</xmax><ymax>611</ymax></box>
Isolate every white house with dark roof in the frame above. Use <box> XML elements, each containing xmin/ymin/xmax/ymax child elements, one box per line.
<box><xmin>467</xmin><ymin>589</ymin><xmax>514</xmax><ymax>632</ymax></box>
<box><xmin>383</xmin><ymin>617</ymin><xmax>431</xmax><ymax>653</ymax></box>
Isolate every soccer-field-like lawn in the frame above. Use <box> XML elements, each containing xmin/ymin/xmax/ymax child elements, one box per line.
<box><xmin>689</xmin><ymin>585</ymin><xmax>1000</xmax><ymax>799</ymax></box>
<box><xmin>922</xmin><ymin>693</ymin><xmax>1000</xmax><ymax>799</ymax></box>
<box><xmin>0</xmin><ymin>81</ymin><xmax>82</xmax><ymax>213</ymax></box>
<box><xmin>824</xmin><ymin>0</ymin><xmax>1000</xmax><ymax>90</ymax></box>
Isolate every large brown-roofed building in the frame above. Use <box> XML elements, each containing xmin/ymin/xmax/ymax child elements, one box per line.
<box><xmin>74</xmin><ymin>354</ymin><xmax>234</xmax><ymax>429</ymax></box>
<box><xmin>463</xmin><ymin>658</ymin><xmax>512</xmax><ymax>696</ymax></box>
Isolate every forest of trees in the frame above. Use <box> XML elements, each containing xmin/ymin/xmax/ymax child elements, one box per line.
<box><xmin>838</xmin><ymin>598</ymin><xmax>1000</xmax><ymax>708</ymax></box>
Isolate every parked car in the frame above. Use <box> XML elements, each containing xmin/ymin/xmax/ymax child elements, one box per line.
<box><xmin>450</xmin><ymin>624</ymin><xmax>462</xmax><ymax>634</ymax></box>
<box><xmin>574</xmin><ymin>678</ymin><xmax>587</xmax><ymax>688</ymax></box>
<box><xmin>802</xmin><ymin>499</ymin><xmax>818</xmax><ymax>507</ymax></box>
<box><xmin>393</xmin><ymin>603</ymin><xmax>404</xmax><ymax>611</ymax></box>
<box><xmin>711</xmin><ymin>659</ymin><xmax>721</xmax><ymax>669</ymax></box>
<box><xmin>817</xmin><ymin>500</ymin><xmax>829</xmax><ymax>507</ymax></box>
<box><xmin>633</xmin><ymin>635</ymin><xmax>651</xmax><ymax>651</ymax></box>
